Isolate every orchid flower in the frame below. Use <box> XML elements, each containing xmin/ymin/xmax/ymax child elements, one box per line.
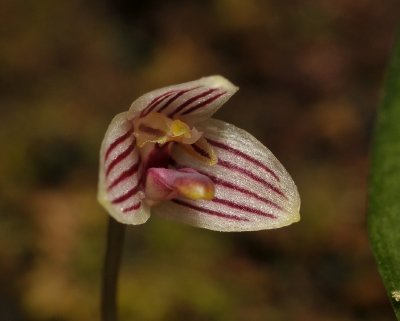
<box><xmin>98</xmin><ymin>76</ymin><xmax>300</xmax><ymax>231</ymax></box>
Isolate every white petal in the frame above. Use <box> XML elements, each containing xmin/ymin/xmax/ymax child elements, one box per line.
<box><xmin>153</xmin><ymin>119</ymin><xmax>300</xmax><ymax>232</ymax></box>
<box><xmin>127</xmin><ymin>75</ymin><xmax>238</xmax><ymax>123</ymax></box>
<box><xmin>98</xmin><ymin>112</ymin><xmax>150</xmax><ymax>225</ymax></box>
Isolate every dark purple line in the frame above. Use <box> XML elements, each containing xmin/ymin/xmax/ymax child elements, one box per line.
<box><xmin>157</xmin><ymin>88</ymin><xmax>197</xmax><ymax>114</ymax></box>
<box><xmin>122</xmin><ymin>202</ymin><xmax>141</xmax><ymax>213</ymax></box>
<box><xmin>172</xmin><ymin>199</ymin><xmax>248</xmax><ymax>222</ymax></box>
<box><xmin>107</xmin><ymin>161</ymin><xmax>140</xmax><ymax>191</ymax></box>
<box><xmin>208</xmin><ymin>139</ymin><xmax>280</xmax><ymax>182</ymax></box>
<box><xmin>218</xmin><ymin>159</ymin><xmax>287</xmax><ymax>199</ymax></box>
<box><xmin>212</xmin><ymin>197</ymin><xmax>276</xmax><ymax>219</ymax></box>
<box><xmin>180</xmin><ymin>92</ymin><xmax>226</xmax><ymax>116</ymax></box>
<box><xmin>105</xmin><ymin>142</ymin><xmax>136</xmax><ymax>177</ymax></box>
<box><xmin>146</xmin><ymin>91</ymin><xmax>175</xmax><ymax>109</ymax></box>
<box><xmin>105</xmin><ymin>128</ymin><xmax>133</xmax><ymax>161</ymax></box>
<box><xmin>205</xmin><ymin>173</ymin><xmax>283</xmax><ymax>210</ymax></box>
<box><xmin>141</xmin><ymin>90</ymin><xmax>179</xmax><ymax>117</ymax></box>
<box><xmin>192</xmin><ymin>143</ymin><xmax>210</xmax><ymax>159</ymax></box>
<box><xmin>111</xmin><ymin>184</ymin><xmax>140</xmax><ymax>204</ymax></box>
<box><xmin>138</xmin><ymin>124</ymin><xmax>165</xmax><ymax>136</ymax></box>
<box><xmin>168</xmin><ymin>88</ymin><xmax>217</xmax><ymax>117</ymax></box>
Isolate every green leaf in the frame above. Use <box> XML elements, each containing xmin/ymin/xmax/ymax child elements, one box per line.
<box><xmin>368</xmin><ymin>32</ymin><xmax>400</xmax><ymax>320</ymax></box>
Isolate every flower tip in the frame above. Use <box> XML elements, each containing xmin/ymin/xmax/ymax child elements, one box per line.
<box><xmin>277</xmin><ymin>211</ymin><xmax>300</xmax><ymax>229</ymax></box>
<box><xmin>293</xmin><ymin>212</ymin><xmax>301</xmax><ymax>223</ymax></box>
<box><xmin>289</xmin><ymin>199</ymin><xmax>301</xmax><ymax>224</ymax></box>
<box><xmin>287</xmin><ymin>199</ymin><xmax>301</xmax><ymax>224</ymax></box>
<box><xmin>203</xmin><ymin>75</ymin><xmax>239</xmax><ymax>93</ymax></box>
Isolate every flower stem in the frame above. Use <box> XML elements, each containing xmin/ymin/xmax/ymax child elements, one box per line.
<box><xmin>101</xmin><ymin>217</ymin><xmax>126</xmax><ymax>321</ymax></box>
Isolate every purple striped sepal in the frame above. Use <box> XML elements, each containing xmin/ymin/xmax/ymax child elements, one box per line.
<box><xmin>98</xmin><ymin>75</ymin><xmax>300</xmax><ymax>231</ymax></box>
<box><xmin>98</xmin><ymin>112</ymin><xmax>150</xmax><ymax>224</ymax></box>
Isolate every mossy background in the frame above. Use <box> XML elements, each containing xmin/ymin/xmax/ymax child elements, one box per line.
<box><xmin>0</xmin><ymin>0</ymin><xmax>399</xmax><ymax>320</ymax></box>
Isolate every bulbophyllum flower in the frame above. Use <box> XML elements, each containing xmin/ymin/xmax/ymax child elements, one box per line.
<box><xmin>98</xmin><ymin>76</ymin><xmax>300</xmax><ymax>231</ymax></box>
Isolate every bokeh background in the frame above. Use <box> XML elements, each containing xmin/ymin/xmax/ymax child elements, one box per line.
<box><xmin>1</xmin><ymin>0</ymin><xmax>400</xmax><ymax>320</ymax></box>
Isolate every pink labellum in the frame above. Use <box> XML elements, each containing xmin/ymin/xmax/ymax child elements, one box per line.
<box><xmin>145</xmin><ymin>168</ymin><xmax>215</xmax><ymax>205</ymax></box>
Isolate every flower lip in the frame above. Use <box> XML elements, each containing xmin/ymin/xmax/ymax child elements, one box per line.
<box><xmin>144</xmin><ymin>167</ymin><xmax>215</xmax><ymax>204</ymax></box>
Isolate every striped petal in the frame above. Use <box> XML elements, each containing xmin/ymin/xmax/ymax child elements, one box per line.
<box><xmin>153</xmin><ymin>119</ymin><xmax>300</xmax><ymax>232</ymax></box>
<box><xmin>98</xmin><ymin>112</ymin><xmax>150</xmax><ymax>225</ymax></box>
<box><xmin>127</xmin><ymin>75</ymin><xmax>238</xmax><ymax>124</ymax></box>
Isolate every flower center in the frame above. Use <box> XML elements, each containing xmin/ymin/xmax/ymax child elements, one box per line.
<box><xmin>132</xmin><ymin>112</ymin><xmax>217</xmax><ymax>204</ymax></box>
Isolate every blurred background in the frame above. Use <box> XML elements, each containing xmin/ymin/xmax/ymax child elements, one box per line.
<box><xmin>1</xmin><ymin>0</ymin><xmax>399</xmax><ymax>320</ymax></box>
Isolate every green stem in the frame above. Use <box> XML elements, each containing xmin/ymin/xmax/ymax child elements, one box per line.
<box><xmin>101</xmin><ymin>217</ymin><xmax>126</xmax><ymax>321</ymax></box>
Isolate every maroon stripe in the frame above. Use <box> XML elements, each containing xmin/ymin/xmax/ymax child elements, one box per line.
<box><xmin>212</xmin><ymin>197</ymin><xmax>276</xmax><ymax>219</ymax></box>
<box><xmin>111</xmin><ymin>184</ymin><xmax>140</xmax><ymax>204</ymax></box>
<box><xmin>208</xmin><ymin>139</ymin><xmax>280</xmax><ymax>182</ymax></box>
<box><xmin>105</xmin><ymin>142</ymin><xmax>136</xmax><ymax>177</ymax></box>
<box><xmin>172</xmin><ymin>199</ymin><xmax>248</xmax><ymax>222</ymax></box>
<box><xmin>180</xmin><ymin>92</ymin><xmax>226</xmax><ymax>116</ymax></box>
<box><xmin>138</xmin><ymin>123</ymin><xmax>166</xmax><ymax>136</ymax></box>
<box><xmin>192</xmin><ymin>143</ymin><xmax>211</xmax><ymax>159</ymax></box>
<box><xmin>141</xmin><ymin>90</ymin><xmax>177</xmax><ymax>117</ymax></box>
<box><xmin>147</xmin><ymin>91</ymin><xmax>175</xmax><ymax>109</ymax></box>
<box><xmin>157</xmin><ymin>88</ymin><xmax>197</xmax><ymax>114</ymax></box>
<box><xmin>168</xmin><ymin>88</ymin><xmax>217</xmax><ymax>117</ymax></box>
<box><xmin>105</xmin><ymin>128</ymin><xmax>133</xmax><ymax>160</ymax></box>
<box><xmin>218</xmin><ymin>159</ymin><xmax>286</xmax><ymax>199</ymax></box>
<box><xmin>122</xmin><ymin>202</ymin><xmax>141</xmax><ymax>213</ymax></box>
<box><xmin>206</xmin><ymin>173</ymin><xmax>283</xmax><ymax>210</ymax></box>
<box><xmin>107</xmin><ymin>161</ymin><xmax>140</xmax><ymax>191</ymax></box>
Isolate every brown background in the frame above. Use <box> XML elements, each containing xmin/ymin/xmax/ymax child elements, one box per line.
<box><xmin>0</xmin><ymin>0</ymin><xmax>399</xmax><ymax>320</ymax></box>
